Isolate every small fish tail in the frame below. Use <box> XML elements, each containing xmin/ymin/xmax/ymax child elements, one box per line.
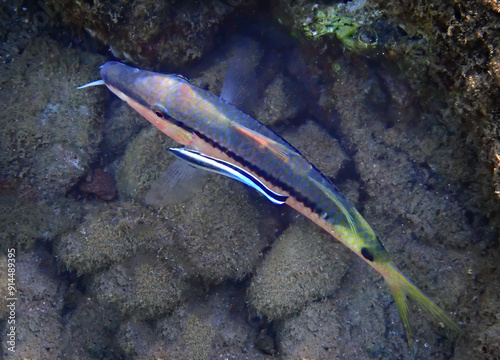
<box><xmin>381</xmin><ymin>263</ymin><xmax>462</xmax><ymax>342</ymax></box>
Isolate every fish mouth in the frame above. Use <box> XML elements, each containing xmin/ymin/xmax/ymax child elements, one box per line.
<box><xmin>76</xmin><ymin>79</ymin><xmax>105</xmax><ymax>89</ymax></box>
<box><xmin>76</xmin><ymin>61</ymin><xmax>128</xmax><ymax>89</ymax></box>
<box><xmin>99</xmin><ymin>62</ymin><xmax>164</xmax><ymax>108</ymax></box>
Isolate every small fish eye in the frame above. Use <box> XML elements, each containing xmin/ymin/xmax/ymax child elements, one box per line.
<box><xmin>154</xmin><ymin>110</ymin><xmax>165</xmax><ymax>118</ymax></box>
<box><xmin>361</xmin><ymin>247</ymin><xmax>374</xmax><ymax>262</ymax></box>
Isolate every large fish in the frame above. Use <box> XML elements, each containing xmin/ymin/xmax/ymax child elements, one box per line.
<box><xmin>79</xmin><ymin>60</ymin><xmax>461</xmax><ymax>341</ymax></box>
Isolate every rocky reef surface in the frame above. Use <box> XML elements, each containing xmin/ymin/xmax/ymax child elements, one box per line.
<box><xmin>0</xmin><ymin>0</ymin><xmax>499</xmax><ymax>359</ymax></box>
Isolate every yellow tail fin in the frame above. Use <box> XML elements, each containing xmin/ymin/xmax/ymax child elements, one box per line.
<box><xmin>383</xmin><ymin>264</ymin><xmax>462</xmax><ymax>342</ymax></box>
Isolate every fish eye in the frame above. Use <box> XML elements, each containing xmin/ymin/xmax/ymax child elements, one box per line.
<box><xmin>154</xmin><ymin>110</ymin><xmax>165</xmax><ymax>118</ymax></box>
<box><xmin>361</xmin><ymin>247</ymin><xmax>374</xmax><ymax>262</ymax></box>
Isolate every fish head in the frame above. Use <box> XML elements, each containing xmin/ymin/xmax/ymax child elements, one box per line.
<box><xmin>79</xmin><ymin>61</ymin><xmax>195</xmax><ymax>146</ymax></box>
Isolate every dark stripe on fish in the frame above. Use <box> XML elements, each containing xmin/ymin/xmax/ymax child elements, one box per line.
<box><xmin>161</xmin><ymin>112</ymin><xmax>332</xmax><ymax>217</ymax></box>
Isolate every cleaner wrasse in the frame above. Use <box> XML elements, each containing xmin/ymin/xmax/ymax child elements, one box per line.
<box><xmin>79</xmin><ymin>61</ymin><xmax>462</xmax><ymax>341</ymax></box>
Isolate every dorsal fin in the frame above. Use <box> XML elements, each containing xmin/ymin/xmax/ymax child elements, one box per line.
<box><xmin>220</xmin><ymin>41</ymin><xmax>260</xmax><ymax>112</ymax></box>
<box><xmin>229</xmin><ymin>121</ymin><xmax>301</xmax><ymax>162</ymax></box>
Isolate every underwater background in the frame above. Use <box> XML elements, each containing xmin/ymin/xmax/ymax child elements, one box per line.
<box><xmin>0</xmin><ymin>0</ymin><xmax>499</xmax><ymax>359</ymax></box>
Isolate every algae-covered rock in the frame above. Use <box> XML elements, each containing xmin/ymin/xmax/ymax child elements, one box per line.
<box><xmin>255</xmin><ymin>74</ymin><xmax>302</xmax><ymax>127</ymax></box>
<box><xmin>248</xmin><ymin>219</ymin><xmax>349</xmax><ymax>320</ymax></box>
<box><xmin>89</xmin><ymin>256</ymin><xmax>182</xmax><ymax>320</ymax></box>
<box><xmin>182</xmin><ymin>315</ymin><xmax>215</xmax><ymax>360</ymax></box>
<box><xmin>276</xmin><ymin>290</ymin><xmax>396</xmax><ymax>359</ymax></box>
<box><xmin>100</xmin><ymin>100</ymin><xmax>149</xmax><ymax>159</ymax></box>
<box><xmin>60</xmin><ymin>299</ymin><xmax>122</xmax><ymax>359</ymax></box>
<box><xmin>1</xmin><ymin>1</ymin><xmax>499</xmax><ymax>358</ymax></box>
<box><xmin>282</xmin><ymin>120</ymin><xmax>347</xmax><ymax>179</ymax></box>
<box><xmin>275</xmin><ymin>244</ymin><xmax>461</xmax><ymax>359</ymax></box>
<box><xmin>0</xmin><ymin>36</ymin><xmax>105</xmax><ymax>201</ymax></box>
<box><xmin>274</xmin><ymin>0</ymin><xmax>382</xmax><ymax>52</ymax></box>
<box><xmin>55</xmin><ymin>202</ymin><xmax>175</xmax><ymax>274</ymax></box>
<box><xmin>453</xmin><ymin>255</ymin><xmax>500</xmax><ymax>360</ymax></box>
<box><xmin>1</xmin><ymin>247</ymin><xmax>67</xmax><ymax>358</ymax></box>
<box><xmin>57</xmin><ymin>179</ymin><xmax>276</xmax><ymax>293</ymax></box>
<box><xmin>158</xmin><ymin>173</ymin><xmax>277</xmax><ymax>284</ymax></box>
<box><xmin>274</xmin><ymin>0</ymin><xmax>500</xmax><ymax>224</ymax></box>
<box><xmin>0</xmin><ymin>194</ymin><xmax>76</xmax><ymax>252</ymax></box>
<box><xmin>321</xmin><ymin>59</ymin><xmax>480</xmax><ymax>250</ymax></box>
<box><xmin>55</xmin><ymin>201</ymin><xmax>187</xmax><ymax>322</ymax></box>
<box><xmin>0</xmin><ymin>1</ymin><xmax>44</xmax><ymax>60</ymax></box>
<box><xmin>116</xmin><ymin>127</ymin><xmax>177</xmax><ymax>202</ymax></box>
<box><xmin>46</xmin><ymin>0</ymin><xmax>256</xmax><ymax>68</ymax></box>
<box><xmin>115</xmin><ymin>284</ymin><xmax>269</xmax><ymax>359</ymax></box>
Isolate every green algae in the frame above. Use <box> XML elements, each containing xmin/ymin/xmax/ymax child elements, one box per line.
<box><xmin>276</xmin><ymin>0</ymin><xmax>381</xmax><ymax>51</ymax></box>
<box><xmin>303</xmin><ymin>5</ymin><xmax>360</xmax><ymax>49</ymax></box>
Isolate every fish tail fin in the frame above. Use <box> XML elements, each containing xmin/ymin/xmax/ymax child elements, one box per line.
<box><xmin>382</xmin><ymin>263</ymin><xmax>462</xmax><ymax>342</ymax></box>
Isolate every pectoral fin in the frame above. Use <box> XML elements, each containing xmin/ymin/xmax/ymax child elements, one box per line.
<box><xmin>230</xmin><ymin>122</ymin><xmax>300</xmax><ymax>162</ymax></box>
<box><xmin>169</xmin><ymin>148</ymin><xmax>288</xmax><ymax>205</ymax></box>
<box><xmin>220</xmin><ymin>41</ymin><xmax>259</xmax><ymax>113</ymax></box>
<box><xmin>145</xmin><ymin>159</ymin><xmax>209</xmax><ymax>206</ymax></box>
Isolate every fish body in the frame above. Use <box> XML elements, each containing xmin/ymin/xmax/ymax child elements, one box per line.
<box><xmin>83</xmin><ymin>61</ymin><xmax>461</xmax><ymax>340</ymax></box>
